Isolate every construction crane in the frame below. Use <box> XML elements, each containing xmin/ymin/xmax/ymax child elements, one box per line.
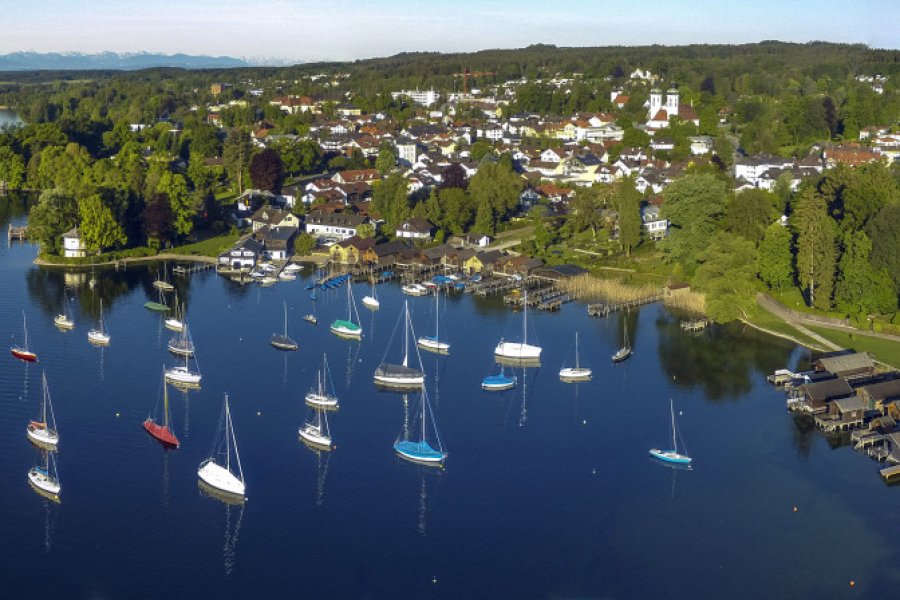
<box><xmin>453</xmin><ymin>67</ymin><xmax>496</xmax><ymax>94</ymax></box>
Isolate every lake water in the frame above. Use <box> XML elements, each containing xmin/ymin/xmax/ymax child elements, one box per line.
<box><xmin>0</xmin><ymin>108</ymin><xmax>22</xmax><ymax>128</ymax></box>
<box><xmin>1</xmin><ymin>202</ymin><xmax>899</xmax><ymax>598</ymax></box>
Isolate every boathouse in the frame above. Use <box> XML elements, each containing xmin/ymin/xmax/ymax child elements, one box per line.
<box><xmin>798</xmin><ymin>378</ymin><xmax>855</xmax><ymax>413</ymax></box>
<box><xmin>858</xmin><ymin>379</ymin><xmax>900</xmax><ymax>416</ymax></box>
<box><xmin>814</xmin><ymin>352</ymin><xmax>876</xmax><ymax>381</ymax></box>
<box><xmin>62</xmin><ymin>227</ymin><xmax>86</xmax><ymax>258</ymax></box>
<box><xmin>817</xmin><ymin>396</ymin><xmax>867</xmax><ymax>431</ymax></box>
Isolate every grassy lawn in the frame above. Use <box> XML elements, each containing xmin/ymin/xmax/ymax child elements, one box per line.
<box><xmin>805</xmin><ymin>325</ymin><xmax>900</xmax><ymax>370</ymax></box>
<box><xmin>746</xmin><ymin>305</ymin><xmax>825</xmax><ymax>349</ymax></box>
<box><xmin>169</xmin><ymin>232</ymin><xmax>239</xmax><ymax>257</ymax></box>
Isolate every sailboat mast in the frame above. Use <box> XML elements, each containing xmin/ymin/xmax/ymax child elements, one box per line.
<box><xmin>23</xmin><ymin>312</ymin><xmax>28</xmax><ymax>350</ymax></box>
<box><xmin>435</xmin><ymin>288</ymin><xmax>439</xmax><ymax>339</ymax></box>
<box><xmin>403</xmin><ymin>301</ymin><xmax>409</xmax><ymax>367</ymax></box>
<box><xmin>421</xmin><ymin>392</ymin><xmax>427</xmax><ymax>443</ymax></box>
<box><xmin>42</xmin><ymin>372</ymin><xmax>48</xmax><ymax>423</ymax></box>
<box><xmin>523</xmin><ymin>290</ymin><xmax>528</xmax><ymax>345</ymax></box>
<box><xmin>283</xmin><ymin>301</ymin><xmax>288</xmax><ymax>336</ymax></box>
<box><xmin>224</xmin><ymin>396</ymin><xmax>232</xmax><ymax>471</ymax></box>
<box><xmin>670</xmin><ymin>399</ymin><xmax>677</xmax><ymax>451</ymax></box>
<box><xmin>575</xmin><ymin>332</ymin><xmax>580</xmax><ymax>369</ymax></box>
<box><xmin>226</xmin><ymin>395</ymin><xmax>245</xmax><ymax>484</ymax></box>
<box><xmin>163</xmin><ymin>378</ymin><xmax>170</xmax><ymax>428</ymax></box>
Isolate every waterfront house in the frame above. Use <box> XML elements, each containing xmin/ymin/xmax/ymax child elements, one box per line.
<box><xmin>251</xmin><ymin>206</ymin><xmax>300</xmax><ymax>233</ymax></box>
<box><xmin>61</xmin><ymin>227</ymin><xmax>86</xmax><ymax>258</ymax></box>
<box><xmin>817</xmin><ymin>396</ymin><xmax>867</xmax><ymax>431</ymax></box>
<box><xmin>263</xmin><ymin>227</ymin><xmax>297</xmax><ymax>261</ymax></box>
<box><xmin>373</xmin><ymin>240</ymin><xmax>412</xmax><ymax>266</ymax></box>
<box><xmin>219</xmin><ymin>238</ymin><xmax>263</xmax><ymax>270</ymax></box>
<box><xmin>329</xmin><ymin>236</ymin><xmax>376</xmax><ymax>265</ymax></box>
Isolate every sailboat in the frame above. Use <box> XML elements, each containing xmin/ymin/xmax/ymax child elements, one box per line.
<box><xmin>164</xmin><ymin>299</ymin><xmax>185</xmax><ymax>332</ymax></box>
<box><xmin>649</xmin><ymin>399</ymin><xmax>692</xmax><ymax>466</ymax></box>
<box><xmin>168</xmin><ymin>322</ymin><xmax>195</xmax><ymax>357</ymax></box>
<box><xmin>53</xmin><ymin>289</ymin><xmax>75</xmax><ymax>330</ymax></box>
<box><xmin>270</xmin><ymin>301</ymin><xmax>299</xmax><ymax>351</ymax></box>
<box><xmin>28</xmin><ymin>449</ymin><xmax>61</xmax><ymax>498</ymax></box>
<box><xmin>165</xmin><ymin>343</ymin><xmax>201</xmax><ymax>387</ymax></box>
<box><xmin>417</xmin><ymin>286</ymin><xmax>449</xmax><ymax>354</ymax></box>
<box><xmin>560</xmin><ymin>332</ymin><xmax>592</xmax><ymax>382</ymax></box>
<box><xmin>394</xmin><ymin>388</ymin><xmax>446</xmax><ymax>467</ymax></box>
<box><xmin>198</xmin><ymin>395</ymin><xmax>245</xmax><ymax>497</ymax></box>
<box><xmin>27</xmin><ymin>372</ymin><xmax>59</xmax><ymax>448</ymax></box>
<box><xmin>482</xmin><ymin>364</ymin><xmax>517</xmax><ymax>391</ymax></box>
<box><xmin>494</xmin><ymin>290</ymin><xmax>541</xmax><ymax>361</ymax></box>
<box><xmin>11</xmin><ymin>311</ymin><xmax>37</xmax><ymax>362</ymax></box>
<box><xmin>87</xmin><ymin>299</ymin><xmax>111</xmax><ymax>345</ymax></box>
<box><xmin>144</xmin><ymin>369</ymin><xmax>180</xmax><ymax>448</ymax></box>
<box><xmin>88</xmin><ymin>260</ymin><xmax>97</xmax><ymax>289</ymax></box>
<box><xmin>153</xmin><ymin>264</ymin><xmax>175</xmax><ymax>292</ymax></box>
<box><xmin>362</xmin><ymin>279</ymin><xmax>380</xmax><ymax>310</ymax></box>
<box><xmin>144</xmin><ymin>288</ymin><xmax>170</xmax><ymax>313</ymax></box>
<box><xmin>299</xmin><ymin>407</ymin><xmax>334</xmax><ymax>450</ymax></box>
<box><xmin>374</xmin><ymin>301</ymin><xmax>425</xmax><ymax>388</ymax></box>
<box><xmin>306</xmin><ymin>354</ymin><xmax>339</xmax><ymax>410</ymax></box>
<box><xmin>612</xmin><ymin>323</ymin><xmax>632</xmax><ymax>363</ymax></box>
<box><xmin>330</xmin><ymin>281</ymin><xmax>362</xmax><ymax>339</ymax></box>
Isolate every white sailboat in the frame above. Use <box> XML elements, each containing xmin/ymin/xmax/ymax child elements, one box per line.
<box><xmin>270</xmin><ymin>301</ymin><xmax>299</xmax><ymax>351</ymax></box>
<box><xmin>87</xmin><ymin>299</ymin><xmax>111</xmax><ymax>345</ymax></box>
<box><xmin>164</xmin><ymin>299</ymin><xmax>185</xmax><ymax>332</ymax></box>
<box><xmin>28</xmin><ymin>449</ymin><xmax>61</xmax><ymax>498</ymax></box>
<box><xmin>612</xmin><ymin>323</ymin><xmax>632</xmax><ymax>363</ymax></box>
<box><xmin>330</xmin><ymin>282</ymin><xmax>362</xmax><ymax>338</ymax></box>
<box><xmin>560</xmin><ymin>332</ymin><xmax>592</xmax><ymax>382</ymax></box>
<box><xmin>299</xmin><ymin>407</ymin><xmax>333</xmax><ymax>450</ymax></box>
<box><xmin>649</xmin><ymin>399</ymin><xmax>692</xmax><ymax>466</ymax></box>
<box><xmin>362</xmin><ymin>280</ymin><xmax>380</xmax><ymax>310</ymax></box>
<box><xmin>306</xmin><ymin>354</ymin><xmax>339</xmax><ymax>410</ymax></box>
<box><xmin>167</xmin><ymin>322</ymin><xmax>195</xmax><ymax>357</ymax></box>
<box><xmin>54</xmin><ymin>290</ymin><xmax>75</xmax><ymax>330</ymax></box>
<box><xmin>374</xmin><ymin>301</ymin><xmax>425</xmax><ymax>388</ymax></box>
<box><xmin>198</xmin><ymin>395</ymin><xmax>246</xmax><ymax>497</ymax></box>
<box><xmin>27</xmin><ymin>372</ymin><xmax>59</xmax><ymax>448</ymax></box>
<box><xmin>495</xmin><ymin>290</ymin><xmax>541</xmax><ymax>360</ymax></box>
<box><xmin>417</xmin><ymin>286</ymin><xmax>449</xmax><ymax>353</ymax></box>
<box><xmin>165</xmin><ymin>340</ymin><xmax>201</xmax><ymax>387</ymax></box>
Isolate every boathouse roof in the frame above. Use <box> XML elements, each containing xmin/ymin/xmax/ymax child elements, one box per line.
<box><xmin>815</xmin><ymin>352</ymin><xmax>875</xmax><ymax>377</ymax></box>
<box><xmin>801</xmin><ymin>378</ymin><xmax>854</xmax><ymax>403</ymax></box>
<box><xmin>832</xmin><ymin>396</ymin><xmax>866</xmax><ymax>413</ymax></box>
<box><xmin>859</xmin><ymin>379</ymin><xmax>900</xmax><ymax>403</ymax></box>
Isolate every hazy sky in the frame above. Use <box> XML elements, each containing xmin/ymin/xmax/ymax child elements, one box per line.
<box><xmin>0</xmin><ymin>0</ymin><xmax>897</xmax><ymax>63</ymax></box>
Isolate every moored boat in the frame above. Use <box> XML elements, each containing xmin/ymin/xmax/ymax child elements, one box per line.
<box><xmin>143</xmin><ymin>369</ymin><xmax>180</xmax><ymax>448</ymax></box>
<box><xmin>11</xmin><ymin>312</ymin><xmax>38</xmax><ymax>362</ymax></box>
<box><xmin>198</xmin><ymin>395</ymin><xmax>245</xmax><ymax>497</ymax></box>
<box><xmin>494</xmin><ymin>290</ymin><xmax>541</xmax><ymax>361</ymax></box>
<box><xmin>402</xmin><ymin>283</ymin><xmax>429</xmax><ymax>296</ymax></box>
<box><xmin>270</xmin><ymin>301</ymin><xmax>299</xmax><ymax>351</ymax></box>
<box><xmin>305</xmin><ymin>354</ymin><xmax>339</xmax><ymax>410</ymax></box>
<box><xmin>649</xmin><ymin>399</ymin><xmax>692</xmax><ymax>466</ymax></box>
<box><xmin>27</xmin><ymin>372</ymin><xmax>59</xmax><ymax>448</ymax></box>
<box><xmin>374</xmin><ymin>301</ymin><xmax>425</xmax><ymax>389</ymax></box>
<box><xmin>559</xmin><ymin>332</ymin><xmax>592</xmax><ymax>382</ymax></box>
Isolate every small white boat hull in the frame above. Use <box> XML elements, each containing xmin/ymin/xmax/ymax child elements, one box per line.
<box><xmin>401</xmin><ymin>284</ymin><xmax>429</xmax><ymax>296</ymax></box>
<box><xmin>27</xmin><ymin>426</ymin><xmax>59</xmax><ymax>447</ymax></box>
<box><xmin>28</xmin><ymin>468</ymin><xmax>60</xmax><ymax>496</ymax></box>
<box><xmin>362</xmin><ymin>296</ymin><xmax>380</xmax><ymax>310</ymax></box>
<box><xmin>164</xmin><ymin>318</ymin><xmax>184</xmax><ymax>332</ymax></box>
<box><xmin>198</xmin><ymin>459</ymin><xmax>245</xmax><ymax>497</ymax></box>
<box><xmin>54</xmin><ymin>315</ymin><xmax>74</xmax><ymax>330</ymax></box>
<box><xmin>494</xmin><ymin>342</ymin><xmax>542</xmax><ymax>360</ymax></box>
<box><xmin>305</xmin><ymin>392</ymin><xmax>339</xmax><ymax>411</ymax></box>
<box><xmin>417</xmin><ymin>337</ymin><xmax>450</xmax><ymax>353</ymax></box>
<box><xmin>87</xmin><ymin>330</ymin><xmax>111</xmax><ymax>345</ymax></box>
<box><xmin>299</xmin><ymin>424</ymin><xmax>333</xmax><ymax>449</ymax></box>
<box><xmin>559</xmin><ymin>367</ymin><xmax>592</xmax><ymax>382</ymax></box>
<box><xmin>165</xmin><ymin>366</ymin><xmax>201</xmax><ymax>386</ymax></box>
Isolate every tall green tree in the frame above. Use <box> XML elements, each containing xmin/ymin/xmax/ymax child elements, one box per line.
<box><xmin>693</xmin><ymin>232</ymin><xmax>758</xmax><ymax>322</ymax></box>
<box><xmin>660</xmin><ymin>174</ymin><xmax>727</xmax><ymax>266</ymax></box>
<box><xmin>78</xmin><ymin>194</ymin><xmax>127</xmax><ymax>253</ymax></box>
<box><xmin>375</xmin><ymin>145</ymin><xmax>396</xmax><ymax>175</ymax></box>
<box><xmin>467</xmin><ymin>161</ymin><xmax>523</xmax><ymax>222</ymax></box>
<box><xmin>616</xmin><ymin>181</ymin><xmax>642</xmax><ymax>256</ymax></box>
<box><xmin>834</xmin><ymin>231</ymin><xmax>897</xmax><ymax>315</ymax></box>
<box><xmin>0</xmin><ymin>147</ymin><xmax>25</xmax><ymax>190</ymax></box>
<box><xmin>371</xmin><ymin>173</ymin><xmax>410</xmax><ymax>230</ymax></box>
<box><xmin>142</xmin><ymin>193</ymin><xmax>173</xmax><ymax>248</ymax></box>
<box><xmin>867</xmin><ymin>204</ymin><xmax>900</xmax><ymax>293</ymax></box>
<box><xmin>793</xmin><ymin>188</ymin><xmax>838</xmax><ymax>310</ymax></box>
<box><xmin>27</xmin><ymin>189</ymin><xmax>78</xmax><ymax>255</ymax></box>
<box><xmin>756</xmin><ymin>222</ymin><xmax>794</xmax><ymax>290</ymax></box>
<box><xmin>474</xmin><ymin>200</ymin><xmax>495</xmax><ymax>235</ymax></box>
<box><xmin>725</xmin><ymin>189</ymin><xmax>777</xmax><ymax>243</ymax></box>
<box><xmin>569</xmin><ymin>185</ymin><xmax>605</xmax><ymax>240</ymax></box>
<box><xmin>222</xmin><ymin>128</ymin><xmax>252</xmax><ymax>192</ymax></box>
<box><xmin>157</xmin><ymin>172</ymin><xmax>194</xmax><ymax>238</ymax></box>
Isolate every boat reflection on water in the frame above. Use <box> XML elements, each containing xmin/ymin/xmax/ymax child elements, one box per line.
<box><xmin>198</xmin><ymin>480</ymin><xmax>246</xmax><ymax>576</ymax></box>
<box><xmin>495</xmin><ymin>356</ymin><xmax>541</xmax><ymax>369</ymax></box>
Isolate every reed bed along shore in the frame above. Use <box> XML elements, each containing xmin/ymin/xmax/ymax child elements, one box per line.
<box><xmin>662</xmin><ymin>289</ymin><xmax>707</xmax><ymax>315</ymax></box>
<box><xmin>558</xmin><ymin>274</ymin><xmax>660</xmax><ymax>303</ymax></box>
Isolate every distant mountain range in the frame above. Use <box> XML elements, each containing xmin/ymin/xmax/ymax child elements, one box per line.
<box><xmin>0</xmin><ymin>52</ymin><xmax>252</xmax><ymax>71</ymax></box>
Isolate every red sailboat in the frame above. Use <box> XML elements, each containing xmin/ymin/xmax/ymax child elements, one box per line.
<box><xmin>143</xmin><ymin>370</ymin><xmax>180</xmax><ymax>448</ymax></box>
<box><xmin>11</xmin><ymin>312</ymin><xmax>37</xmax><ymax>362</ymax></box>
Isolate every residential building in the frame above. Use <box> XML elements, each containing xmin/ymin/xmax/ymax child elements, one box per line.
<box><xmin>62</xmin><ymin>227</ymin><xmax>86</xmax><ymax>258</ymax></box>
<box><xmin>305</xmin><ymin>211</ymin><xmax>368</xmax><ymax>241</ymax></box>
<box><xmin>395</xmin><ymin>217</ymin><xmax>434</xmax><ymax>241</ymax></box>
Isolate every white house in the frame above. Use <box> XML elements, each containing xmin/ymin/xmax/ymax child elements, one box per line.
<box><xmin>305</xmin><ymin>211</ymin><xmax>367</xmax><ymax>241</ymax></box>
<box><xmin>62</xmin><ymin>227</ymin><xmax>86</xmax><ymax>258</ymax></box>
<box><xmin>641</xmin><ymin>205</ymin><xmax>668</xmax><ymax>240</ymax></box>
<box><xmin>395</xmin><ymin>138</ymin><xmax>420</xmax><ymax>166</ymax></box>
<box><xmin>540</xmin><ymin>148</ymin><xmax>564</xmax><ymax>163</ymax></box>
<box><xmin>395</xmin><ymin>217</ymin><xmax>434</xmax><ymax>241</ymax></box>
<box><xmin>218</xmin><ymin>238</ymin><xmax>263</xmax><ymax>270</ymax></box>
<box><xmin>391</xmin><ymin>89</ymin><xmax>440</xmax><ymax>107</ymax></box>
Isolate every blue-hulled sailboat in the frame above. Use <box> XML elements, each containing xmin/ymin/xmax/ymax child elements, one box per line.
<box><xmin>394</xmin><ymin>390</ymin><xmax>446</xmax><ymax>467</ymax></box>
<box><xmin>649</xmin><ymin>399</ymin><xmax>692</xmax><ymax>466</ymax></box>
<box><xmin>482</xmin><ymin>366</ymin><xmax>517</xmax><ymax>391</ymax></box>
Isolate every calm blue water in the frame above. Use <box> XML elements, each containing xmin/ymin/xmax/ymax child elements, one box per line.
<box><xmin>1</xmin><ymin>200</ymin><xmax>899</xmax><ymax>598</ymax></box>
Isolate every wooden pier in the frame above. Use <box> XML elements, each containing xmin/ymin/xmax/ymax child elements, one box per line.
<box><xmin>587</xmin><ymin>293</ymin><xmax>663</xmax><ymax>318</ymax></box>
<box><xmin>880</xmin><ymin>464</ymin><xmax>900</xmax><ymax>482</ymax></box>
<box><xmin>7</xmin><ymin>224</ymin><xmax>27</xmax><ymax>243</ymax></box>
<box><xmin>681</xmin><ymin>319</ymin><xmax>710</xmax><ymax>332</ymax></box>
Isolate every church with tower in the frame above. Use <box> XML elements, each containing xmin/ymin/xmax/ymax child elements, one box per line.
<box><xmin>646</xmin><ymin>86</ymin><xmax>699</xmax><ymax>130</ymax></box>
